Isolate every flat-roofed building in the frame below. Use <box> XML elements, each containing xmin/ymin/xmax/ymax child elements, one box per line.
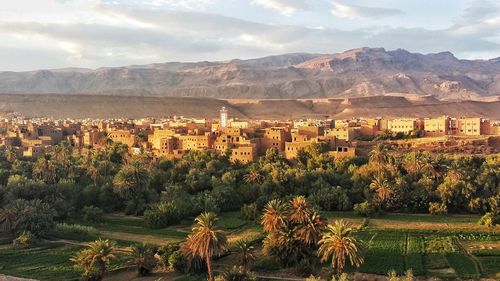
<box><xmin>424</xmin><ymin>116</ymin><xmax>451</xmax><ymax>137</ymax></box>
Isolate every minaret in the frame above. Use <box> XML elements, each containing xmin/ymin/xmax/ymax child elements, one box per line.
<box><xmin>220</xmin><ymin>106</ymin><xmax>228</xmax><ymax>128</ymax></box>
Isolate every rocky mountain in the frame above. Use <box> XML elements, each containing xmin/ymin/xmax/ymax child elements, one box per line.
<box><xmin>1</xmin><ymin>48</ymin><xmax>499</xmax><ymax>100</ymax></box>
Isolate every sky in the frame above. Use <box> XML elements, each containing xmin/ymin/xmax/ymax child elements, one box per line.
<box><xmin>0</xmin><ymin>0</ymin><xmax>499</xmax><ymax>71</ymax></box>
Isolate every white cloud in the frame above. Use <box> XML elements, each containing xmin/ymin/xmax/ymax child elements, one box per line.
<box><xmin>331</xmin><ymin>1</ymin><xmax>403</xmax><ymax>20</ymax></box>
<box><xmin>251</xmin><ymin>0</ymin><xmax>309</xmax><ymax>16</ymax></box>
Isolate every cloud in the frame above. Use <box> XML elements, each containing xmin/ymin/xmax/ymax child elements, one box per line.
<box><xmin>0</xmin><ymin>1</ymin><xmax>499</xmax><ymax>70</ymax></box>
<box><xmin>251</xmin><ymin>0</ymin><xmax>309</xmax><ymax>16</ymax></box>
<box><xmin>330</xmin><ymin>1</ymin><xmax>403</xmax><ymax>20</ymax></box>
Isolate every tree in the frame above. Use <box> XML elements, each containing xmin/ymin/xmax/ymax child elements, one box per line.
<box><xmin>0</xmin><ymin>199</ymin><xmax>56</xmax><ymax>237</ymax></box>
<box><xmin>317</xmin><ymin>220</ymin><xmax>365</xmax><ymax>273</ymax></box>
<box><xmin>127</xmin><ymin>244</ymin><xmax>157</xmax><ymax>276</ymax></box>
<box><xmin>369</xmin><ymin>144</ymin><xmax>389</xmax><ymax>177</ymax></box>
<box><xmin>113</xmin><ymin>159</ymin><xmax>149</xmax><ymax>199</ymax></box>
<box><xmin>369</xmin><ymin>176</ymin><xmax>394</xmax><ymax>207</ymax></box>
<box><xmin>71</xmin><ymin>239</ymin><xmax>117</xmax><ymax>281</ymax></box>
<box><xmin>261</xmin><ymin>199</ymin><xmax>289</xmax><ymax>233</ymax></box>
<box><xmin>235</xmin><ymin>239</ymin><xmax>255</xmax><ymax>270</ymax></box>
<box><xmin>183</xmin><ymin>212</ymin><xmax>228</xmax><ymax>281</ymax></box>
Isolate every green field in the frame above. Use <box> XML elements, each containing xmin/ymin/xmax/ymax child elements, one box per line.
<box><xmin>0</xmin><ymin>212</ymin><xmax>498</xmax><ymax>280</ymax></box>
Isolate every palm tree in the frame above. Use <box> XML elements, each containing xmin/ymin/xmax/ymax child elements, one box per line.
<box><xmin>369</xmin><ymin>176</ymin><xmax>394</xmax><ymax>205</ymax></box>
<box><xmin>243</xmin><ymin>169</ymin><xmax>264</xmax><ymax>184</ymax></box>
<box><xmin>369</xmin><ymin>144</ymin><xmax>389</xmax><ymax>177</ymax></box>
<box><xmin>5</xmin><ymin>146</ymin><xmax>17</xmax><ymax>163</ymax></box>
<box><xmin>261</xmin><ymin>199</ymin><xmax>290</xmax><ymax>233</ymax></box>
<box><xmin>295</xmin><ymin>211</ymin><xmax>324</xmax><ymax>245</ymax></box>
<box><xmin>183</xmin><ymin>212</ymin><xmax>228</xmax><ymax>281</ymax></box>
<box><xmin>290</xmin><ymin>196</ymin><xmax>311</xmax><ymax>225</ymax></box>
<box><xmin>317</xmin><ymin>220</ymin><xmax>365</xmax><ymax>273</ymax></box>
<box><xmin>235</xmin><ymin>239</ymin><xmax>255</xmax><ymax>270</ymax></box>
<box><xmin>127</xmin><ymin>244</ymin><xmax>157</xmax><ymax>276</ymax></box>
<box><xmin>71</xmin><ymin>239</ymin><xmax>117</xmax><ymax>281</ymax></box>
<box><xmin>112</xmin><ymin>159</ymin><xmax>149</xmax><ymax>199</ymax></box>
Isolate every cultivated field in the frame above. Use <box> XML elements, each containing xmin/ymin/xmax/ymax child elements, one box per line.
<box><xmin>0</xmin><ymin>211</ymin><xmax>498</xmax><ymax>280</ymax></box>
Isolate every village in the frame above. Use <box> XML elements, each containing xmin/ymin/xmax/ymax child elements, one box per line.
<box><xmin>1</xmin><ymin>107</ymin><xmax>499</xmax><ymax>163</ymax></box>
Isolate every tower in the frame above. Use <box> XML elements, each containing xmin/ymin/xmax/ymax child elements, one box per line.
<box><xmin>220</xmin><ymin>106</ymin><xmax>228</xmax><ymax>128</ymax></box>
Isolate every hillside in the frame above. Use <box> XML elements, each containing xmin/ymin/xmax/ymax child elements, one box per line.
<box><xmin>1</xmin><ymin>48</ymin><xmax>500</xmax><ymax>100</ymax></box>
<box><xmin>1</xmin><ymin>94</ymin><xmax>499</xmax><ymax>119</ymax></box>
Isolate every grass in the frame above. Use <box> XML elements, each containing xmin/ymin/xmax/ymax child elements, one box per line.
<box><xmin>0</xmin><ymin>243</ymin><xmax>81</xmax><ymax>281</ymax></box>
<box><xmin>477</xmin><ymin>256</ymin><xmax>500</xmax><ymax>278</ymax></box>
<box><xmin>324</xmin><ymin>211</ymin><xmax>479</xmax><ymax>223</ymax></box>
<box><xmin>445</xmin><ymin>253</ymin><xmax>480</xmax><ymax>278</ymax></box>
<box><xmin>405</xmin><ymin>235</ymin><xmax>424</xmax><ymax>275</ymax></box>
<box><xmin>357</xmin><ymin>232</ymin><xmax>406</xmax><ymax>275</ymax></box>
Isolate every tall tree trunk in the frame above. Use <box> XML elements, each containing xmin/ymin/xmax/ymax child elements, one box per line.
<box><xmin>98</xmin><ymin>262</ymin><xmax>106</xmax><ymax>281</ymax></box>
<box><xmin>206</xmin><ymin>255</ymin><xmax>213</xmax><ymax>281</ymax></box>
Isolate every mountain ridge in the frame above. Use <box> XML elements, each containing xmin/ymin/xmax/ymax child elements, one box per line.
<box><xmin>1</xmin><ymin>47</ymin><xmax>499</xmax><ymax>100</ymax></box>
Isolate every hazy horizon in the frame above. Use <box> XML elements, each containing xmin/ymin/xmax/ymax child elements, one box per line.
<box><xmin>1</xmin><ymin>0</ymin><xmax>500</xmax><ymax>71</ymax></box>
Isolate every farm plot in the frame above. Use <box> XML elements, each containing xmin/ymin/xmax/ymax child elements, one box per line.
<box><xmin>0</xmin><ymin>243</ymin><xmax>81</xmax><ymax>281</ymax></box>
<box><xmin>357</xmin><ymin>232</ymin><xmax>406</xmax><ymax>275</ymax></box>
<box><xmin>405</xmin><ymin>235</ymin><xmax>424</xmax><ymax>275</ymax></box>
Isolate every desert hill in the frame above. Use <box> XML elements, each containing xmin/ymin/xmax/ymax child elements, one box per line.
<box><xmin>1</xmin><ymin>48</ymin><xmax>499</xmax><ymax>100</ymax></box>
<box><xmin>1</xmin><ymin>94</ymin><xmax>499</xmax><ymax>119</ymax></box>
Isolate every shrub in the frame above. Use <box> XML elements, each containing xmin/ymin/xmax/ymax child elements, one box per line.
<box><xmin>51</xmin><ymin>223</ymin><xmax>98</xmax><ymax>241</ymax></box>
<box><xmin>12</xmin><ymin>231</ymin><xmax>35</xmax><ymax>248</ymax></box>
<box><xmin>308</xmin><ymin>186</ymin><xmax>351</xmax><ymax>211</ymax></box>
<box><xmin>353</xmin><ymin>201</ymin><xmax>376</xmax><ymax>217</ymax></box>
<box><xmin>240</xmin><ymin>203</ymin><xmax>258</xmax><ymax>221</ymax></box>
<box><xmin>144</xmin><ymin>202</ymin><xmax>181</xmax><ymax>229</ymax></box>
<box><xmin>127</xmin><ymin>244</ymin><xmax>158</xmax><ymax>276</ymax></box>
<box><xmin>428</xmin><ymin>202</ymin><xmax>448</xmax><ymax>215</ymax></box>
<box><xmin>358</xmin><ymin>218</ymin><xmax>370</xmax><ymax>230</ymax></box>
<box><xmin>169</xmin><ymin>250</ymin><xmax>187</xmax><ymax>273</ymax></box>
<box><xmin>478</xmin><ymin>212</ymin><xmax>499</xmax><ymax>227</ymax></box>
<box><xmin>218</xmin><ymin>266</ymin><xmax>256</xmax><ymax>281</ymax></box>
<box><xmin>82</xmin><ymin>206</ymin><xmax>105</xmax><ymax>223</ymax></box>
<box><xmin>157</xmin><ymin>242</ymin><xmax>180</xmax><ymax>270</ymax></box>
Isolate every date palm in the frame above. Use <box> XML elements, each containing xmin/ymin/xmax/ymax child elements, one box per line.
<box><xmin>235</xmin><ymin>239</ymin><xmax>255</xmax><ymax>270</ymax></box>
<box><xmin>369</xmin><ymin>144</ymin><xmax>389</xmax><ymax>177</ymax></box>
<box><xmin>127</xmin><ymin>244</ymin><xmax>157</xmax><ymax>276</ymax></box>
<box><xmin>183</xmin><ymin>212</ymin><xmax>228</xmax><ymax>281</ymax></box>
<box><xmin>243</xmin><ymin>169</ymin><xmax>264</xmax><ymax>184</ymax></box>
<box><xmin>261</xmin><ymin>199</ymin><xmax>290</xmax><ymax>233</ymax></box>
<box><xmin>369</xmin><ymin>176</ymin><xmax>394</xmax><ymax>204</ymax></box>
<box><xmin>290</xmin><ymin>196</ymin><xmax>311</xmax><ymax>225</ymax></box>
<box><xmin>317</xmin><ymin>220</ymin><xmax>365</xmax><ymax>273</ymax></box>
<box><xmin>71</xmin><ymin>239</ymin><xmax>117</xmax><ymax>281</ymax></box>
<box><xmin>295</xmin><ymin>211</ymin><xmax>324</xmax><ymax>245</ymax></box>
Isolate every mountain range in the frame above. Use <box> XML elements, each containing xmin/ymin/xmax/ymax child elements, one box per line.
<box><xmin>1</xmin><ymin>47</ymin><xmax>500</xmax><ymax>101</ymax></box>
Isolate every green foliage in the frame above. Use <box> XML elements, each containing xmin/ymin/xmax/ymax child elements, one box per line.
<box><xmin>169</xmin><ymin>250</ymin><xmax>187</xmax><ymax>273</ymax></box>
<box><xmin>353</xmin><ymin>201</ymin><xmax>376</xmax><ymax>217</ymax></box>
<box><xmin>82</xmin><ymin>205</ymin><xmax>105</xmax><ymax>223</ymax></box>
<box><xmin>358</xmin><ymin>232</ymin><xmax>405</xmax><ymax>275</ymax></box>
<box><xmin>127</xmin><ymin>244</ymin><xmax>157</xmax><ymax>276</ymax></box>
<box><xmin>157</xmin><ymin>242</ymin><xmax>180</xmax><ymax>270</ymax></box>
<box><xmin>308</xmin><ymin>186</ymin><xmax>351</xmax><ymax>211</ymax></box>
<box><xmin>445</xmin><ymin>253</ymin><xmax>480</xmax><ymax>278</ymax></box>
<box><xmin>478</xmin><ymin>212</ymin><xmax>499</xmax><ymax>227</ymax></box>
<box><xmin>240</xmin><ymin>203</ymin><xmax>259</xmax><ymax>221</ymax></box>
<box><xmin>405</xmin><ymin>235</ymin><xmax>424</xmax><ymax>275</ymax></box>
<box><xmin>251</xmin><ymin>256</ymin><xmax>280</xmax><ymax>271</ymax></box>
<box><xmin>12</xmin><ymin>231</ymin><xmax>35</xmax><ymax>248</ymax></box>
<box><xmin>428</xmin><ymin>202</ymin><xmax>448</xmax><ymax>215</ymax></box>
<box><xmin>1</xmin><ymin>199</ymin><xmax>56</xmax><ymax>237</ymax></box>
<box><xmin>51</xmin><ymin>223</ymin><xmax>99</xmax><ymax>241</ymax></box>
<box><xmin>144</xmin><ymin>201</ymin><xmax>181</xmax><ymax>229</ymax></box>
<box><xmin>217</xmin><ymin>266</ymin><xmax>256</xmax><ymax>281</ymax></box>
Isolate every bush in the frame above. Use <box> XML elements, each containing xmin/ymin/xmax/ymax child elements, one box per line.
<box><xmin>157</xmin><ymin>242</ymin><xmax>180</xmax><ymax>270</ymax></box>
<box><xmin>144</xmin><ymin>202</ymin><xmax>181</xmax><ymax>229</ymax></box>
<box><xmin>82</xmin><ymin>206</ymin><xmax>105</xmax><ymax>223</ymax></box>
<box><xmin>12</xmin><ymin>231</ymin><xmax>35</xmax><ymax>248</ymax></box>
<box><xmin>478</xmin><ymin>212</ymin><xmax>499</xmax><ymax>227</ymax></box>
<box><xmin>218</xmin><ymin>266</ymin><xmax>256</xmax><ymax>281</ymax></box>
<box><xmin>51</xmin><ymin>223</ymin><xmax>99</xmax><ymax>241</ymax></box>
<box><xmin>308</xmin><ymin>186</ymin><xmax>351</xmax><ymax>211</ymax></box>
<box><xmin>353</xmin><ymin>201</ymin><xmax>376</xmax><ymax>217</ymax></box>
<box><xmin>358</xmin><ymin>218</ymin><xmax>370</xmax><ymax>230</ymax></box>
<box><xmin>169</xmin><ymin>250</ymin><xmax>187</xmax><ymax>273</ymax></box>
<box><xmin>240</xmin><ymin>203</ymin><xmax>258</xmax><ymax>221</ymax></box>
<box><xmin>428</xmin><ymin>202</ymin><xmax>448</xmax><ymax>215</ymax></box>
